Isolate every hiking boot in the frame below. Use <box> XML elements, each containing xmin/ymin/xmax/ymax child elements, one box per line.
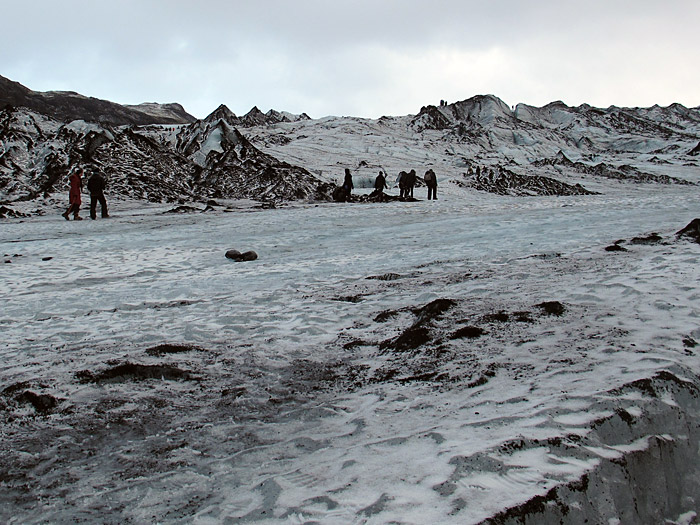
<box><xmin>62</xmin><ymin>212</ymin><xmax>70</xmax><ymax>220</ymax></box>
<box><xmin>74</xmin><ymin>216</ymin><xmax>83</xmax><ymax>221</ymax></box>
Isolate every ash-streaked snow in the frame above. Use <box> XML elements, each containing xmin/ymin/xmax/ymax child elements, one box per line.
<box><xmin>2</xmin><ymin>179</ymin><xmax>699</xmax><ymax>523</ymax></box>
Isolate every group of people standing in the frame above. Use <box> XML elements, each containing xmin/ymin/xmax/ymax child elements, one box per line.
<box><xmin>384</xmin><ymin>169</ymin><xmax>438</xmax><ymax>200</ymax></box>
<box><xmin>62</xmin><ymin>168</ymin><xmax>109</xmax><ymax>221</ymax></box>
<box><xmin>338</xmin><ymin>167</ymin><xmax>438</xmax><ymax>201</ymax></box>
<box><xmin>61</xmin><ymin>165</ymin><xmax>437</xmax><ymax>217</ymax></box>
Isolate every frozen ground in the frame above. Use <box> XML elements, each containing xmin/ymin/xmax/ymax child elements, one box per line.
<box><xmin>1</xmin><ymin>183</ymin><xmax>700</xmax><ymax>523</ymax></box>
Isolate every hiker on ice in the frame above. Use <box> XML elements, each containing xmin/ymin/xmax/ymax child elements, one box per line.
<box><xmin>62</xmin><ymin>168</ymin><xmax>84</xmax><ymax>220</ymax></box>
<box><xmin>374</xmin><ymin>171</ymin><xmax>388</xmax><ymax>197</ymax></box>
<box><xmin>397</xmin><ymin>171</ymin><xmax>408</xmax><ymax>199</ymax></box>
<box><xmin>342</xmin><ymin>168</ymin><xmax>354</xmax><ymax>197</ymax></box>
<box><xmin>424</xmin><ymin>169</ymin><xmax>438</xmax><ymax>200</ymax></box>
<box><xmin>405</xmin><ymin>169</ymin><xmax>417</xmax><ymax>199</ymax></box>
<box><xmin>87</xmin><ymin>171</ymin><xmax>109</xmax><ymax>220</ymax></box>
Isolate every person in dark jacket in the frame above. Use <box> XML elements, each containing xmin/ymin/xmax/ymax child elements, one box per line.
<box><xmin>342</xmin><ymin>168</ymin><xmax>354</xmax><ymax>197</ymax></box>
<box><xmin>374</xmin><ymin>171</ymin><xmax>388</xmax><ymax>196</ymax></box>
<box><xmin>405</xmin><ymin>169</ymin><xmax>417</xmax><ymax>199</ymax></box>
<box><xmin>62</xmin><ymin>168</ymin><xmax>83</xmax><ymax>220</ymax></box>
<box><xmin>424</xmin><ymin>169</ymin><xmax>438</xmax><ymax>200</ymax></box>
<box><xmin>87</xmin><ymin>171</ymin><xmax>109</xmax><ymax>219</ymax></box>
<box><xmin>397</xmin><ymin>171</ymin><xmax>407</xmax><ymax>199</ymax></box>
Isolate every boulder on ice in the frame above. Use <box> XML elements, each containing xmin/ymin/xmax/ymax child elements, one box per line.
<box><xmin>225</xmin><ymin>249</ymin><xmax>258</xmax><ymax>262</ymax></box>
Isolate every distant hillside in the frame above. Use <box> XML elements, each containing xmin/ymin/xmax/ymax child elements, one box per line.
<box><xmin>0</xmin><ymin>75</ymin><xmax>196</xmax><ymax>126</ymax></box>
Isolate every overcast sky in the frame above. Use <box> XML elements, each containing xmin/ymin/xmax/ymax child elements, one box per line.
<box><xmin>3</xmin><ymin>1</ymin><xmax>699</xmax><ymax>119</ymax></box>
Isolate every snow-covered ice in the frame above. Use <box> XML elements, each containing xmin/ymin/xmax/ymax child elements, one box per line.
<box><xmin>1</xmin><ymin>182</ymin><xmax>700</xmax><ymax>523</ymax></box>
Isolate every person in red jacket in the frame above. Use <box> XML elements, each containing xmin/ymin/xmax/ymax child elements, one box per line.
<box><xmin>62</xmin><ymin>168</ymin><xmax>84</xmax><ymax>220</ymax></box>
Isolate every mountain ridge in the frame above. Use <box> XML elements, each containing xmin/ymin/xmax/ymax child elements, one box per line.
<box><xmin>0</xmin><ymin>75</ymin><xmax>197</xmax><ymax>126</ymax></box>
<box><xmin>1</xmin><ymin>75</ymin><xmax>698</xmax><ymax>209</ymax></box>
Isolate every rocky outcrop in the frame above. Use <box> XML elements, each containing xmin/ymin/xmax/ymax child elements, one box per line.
<box><xmin>676</xmin><ymin>218</ymin><xmax>700</xmax><ymax>243</ymax></box>
<box><xmin>173</xmin><ymin>112</ymin><xmax>334</xmax><ymax>201</ymax></box>
<box><xmin>0</xmin><ymin>105</ymin><xmax>334</xmax><ymax>204</ymax></box>
<box><xmin>411</xmin><ymin>105</ymin><xmax>454</xmax><ymax>132</ymax></box>
<box><xmin>533</xmin><ymin>151</ymin><xmax>694</xmax><ymax>185</ymax></box>
<box><xmin>455</xmin><ymin>166</ymin><xmax>597</xmax><ymax>196</ymax></box>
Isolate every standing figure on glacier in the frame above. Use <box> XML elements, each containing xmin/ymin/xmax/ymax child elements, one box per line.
<box><xmin>374</xmin><ymin>171</ymin><xmax>388</xmax><ymax>198</ymax></box>
<box><xmin>397</xmin><ymin>171</ymin><xmax>408</xmax><ymax>199</ymax></box>
<box><xmin>343</xmin><ymin>168</ymin><xmax>354</xmax><ymax>198</ymax></box>
<box><xmin>405</xmin><ymin>169</ymin><xmax>417</xmax><ymax>199</ymax></box>
<box><xmin>424</xmin><ymin>169</ymin><xmax>438</xmax><ymax>200</ymax></box>
<box><xmin>62</xmin><ymin>168</ymin><xmax>83</xmax><ymax>221</ymax></box>
<box><xmin>87</xmin><ymin>171</ymin><xmax>109</xmax><ymax>219</ymax></box>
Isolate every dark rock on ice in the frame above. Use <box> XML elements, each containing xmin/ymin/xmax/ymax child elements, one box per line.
<box><xmin>333</xmin><ymin>295</ymin><xmax>364</xmax><ymax>303</ymax></box>
<box><xmin>220</xmin><ymin>387</ymin><xmax>247</xmax><ymax>399</ymax></box>
<box><xmin>466</xmin><ymin>369</ymin><xmax>497</xmax><ymax>388</ymax></box>
<box><xmin>0</xmin><ymin>205</ymin><xmax>29</xmax><ymax>219</ymax></box>
<box><xmin>15</xmin><ymin>391</ymin><xmax>59</xmax><ymax>413</ymax></box>
<box><xmin>225</xmin><ymin>249</ymin><xmax>258</xmax><ymax>261</ymax></box>
<box><xmin>366</xmin><ymin>273</ymin><xmax>401</xmax><ymax>281</ymax></box>
<box><xmin>164</xmin><ymin>205</ymin><xmax>201</xmax><ymax>214</ymax></box>
<box><xmin>374</xmin><ymin>309</ymin><xmax>399</xmax><ymax>323</ymax></box>
<box><xmin>514</xmin><ymin>311</ymin><xmax>535</xmax><ymax>323</ymax></box>
<box><xmin>482</xmin><ymin>311</ymin><xmax>510</xmax><ymax>323</ymax></box>
<box><xmin>145</xmin><ymin>343</ymin><xmax>199</xmax><ymax>356</ymax></box>
<box><xmin>76</xmin><ymin>363</ymin><xmax>191</xmax><ymax>383</ymax></box>
<box><xmin>451</xmin><ymin>326</ymin><xmax>486</xmax><ymax>339</ymax></box>
<box><xmin>343</xmin><ymin>339</ymin><xmax>368</xmax><ymax>350</ymax></box>
<box><xmin>605</xmin><ymin>242</ymin><xmax>628</xmax><ymax>252</ymax></box>
<box><xmin>676</xmin><ymin>218</ymin><xmax>700</xmax><ymax>243</ymax></box>
<box><xmin>536</xmin><ymin>301</ymin><xmax>566</xmax><ymax>316</ymax></box>
<box><xmin>387</xmin><ymin>326</ymin><xmax>432</xmax><ymax>352</ymax></box>
<box><xmin>412</xmin><ymin>298</ymin><xmax>456</xmax><ymax>325</ymax></box>
<box><xmin>381</xmin><ymin>298</ymin><xmax>456</xmax><ymax>351</ymax></box>
<box><xmin>630</xmin><ymin>232</ymin><xmax>663</xmax><ymax>245</ymax></box>
<box><xmin>2</xmin><ymin>381</ymin><xmax>31</xmax><ymax>396</ymax></box>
